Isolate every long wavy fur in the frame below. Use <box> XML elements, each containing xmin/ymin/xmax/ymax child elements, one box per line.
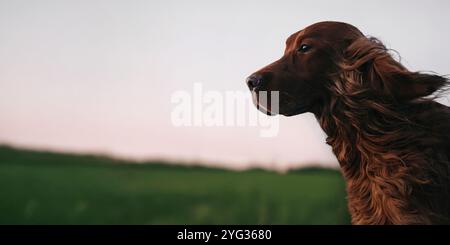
<box><xmin>318</xmin><ymin>37</ymin><xmax>450</xmax><ymax>224</ymax></box>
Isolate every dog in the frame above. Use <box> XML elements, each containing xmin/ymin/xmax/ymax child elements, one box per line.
<box><xmin>246</xmin><ymin>21</ymin><xmax>450</xmax><ymax>224</ymax></box>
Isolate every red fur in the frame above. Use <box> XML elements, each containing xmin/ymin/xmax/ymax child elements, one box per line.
<box><xmin>248</xmin><ymin>21</ymin><xmax>450</xmax><ymax>224</ymax></box>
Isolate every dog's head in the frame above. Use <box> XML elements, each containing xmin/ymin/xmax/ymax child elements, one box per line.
<box><xmin>247</xmin><ymin>21</ymin><xmax>448</xmax><ymax>116</ymax></box>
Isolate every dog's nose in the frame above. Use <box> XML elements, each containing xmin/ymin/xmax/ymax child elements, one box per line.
<box><xmin>246</xmin><ymin>74</ymin><xmax>264</xmax><ymax>91</ymax></box>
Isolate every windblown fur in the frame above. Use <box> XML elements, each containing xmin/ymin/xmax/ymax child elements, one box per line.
<box><xmin>318</xmin><ymin>37</ymin><xmax>450</xmax><ymax>224</ymax></box>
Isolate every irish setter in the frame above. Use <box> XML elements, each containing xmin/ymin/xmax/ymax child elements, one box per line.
<box><xmin>246</xmin><ymin>21</ymin><xmax>450</xmax><ymax>224</ymax></box>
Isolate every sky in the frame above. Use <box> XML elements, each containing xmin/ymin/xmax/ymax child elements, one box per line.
<box><xmin>0</xmin><ymin>0</ymin><xmax>449</xmax><ymax>170</ymax></box>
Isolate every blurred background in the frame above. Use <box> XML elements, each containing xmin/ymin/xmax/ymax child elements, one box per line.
<box><xmin>0</xmin><ymin>0</ymin><xmax>449</xmax><ymax>224</ymax></box>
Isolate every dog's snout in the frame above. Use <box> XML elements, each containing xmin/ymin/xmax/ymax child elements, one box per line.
<box><xmin>246</xmin><ymin>73</ymin><xmax>264</xmax><ymax>91</ymax></box>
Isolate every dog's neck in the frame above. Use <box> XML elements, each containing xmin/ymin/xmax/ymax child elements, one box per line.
<box><xmin>313</xmin><ymin>97</ymin><xmax>435</xmax><ymax>224</ymax></box>
<box><xmin>313</xmin><ymin>96</ymin><xmax>418</xmax><ymax>168</ymax></box>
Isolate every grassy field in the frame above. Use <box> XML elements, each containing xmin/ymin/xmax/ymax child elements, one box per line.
<box><xmin>0</xmin><ymin>145</ymin><xmax>350</xmax><ymax>224</ymax></box>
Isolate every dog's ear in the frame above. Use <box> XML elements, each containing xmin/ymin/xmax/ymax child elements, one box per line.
<box><xmin>342</xmin><ymin>37</ymin><xmax>448</xmax><ymax>101</ymax></box>
<box><xmin>388</xmin><ymin>72</ymin><xmax>448</xmax><ymax>100</ymax></box>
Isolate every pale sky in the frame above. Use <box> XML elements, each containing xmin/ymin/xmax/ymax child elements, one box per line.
<box><xmin>0</xmin><ymin>0</ymin><xmax>449</xmax><ymax>170</ymax></box>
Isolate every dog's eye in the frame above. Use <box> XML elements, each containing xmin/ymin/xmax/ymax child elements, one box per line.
<box><xmin>297</xmin><ymin>44</ymin><xmax>312</xmax><ymax>53</ymax></box>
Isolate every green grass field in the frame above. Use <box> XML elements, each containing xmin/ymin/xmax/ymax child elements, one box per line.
<box><xmin>0</xmin><ymin>145</ymin><xmax>350</xmax><ymax>224</ymax></box>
